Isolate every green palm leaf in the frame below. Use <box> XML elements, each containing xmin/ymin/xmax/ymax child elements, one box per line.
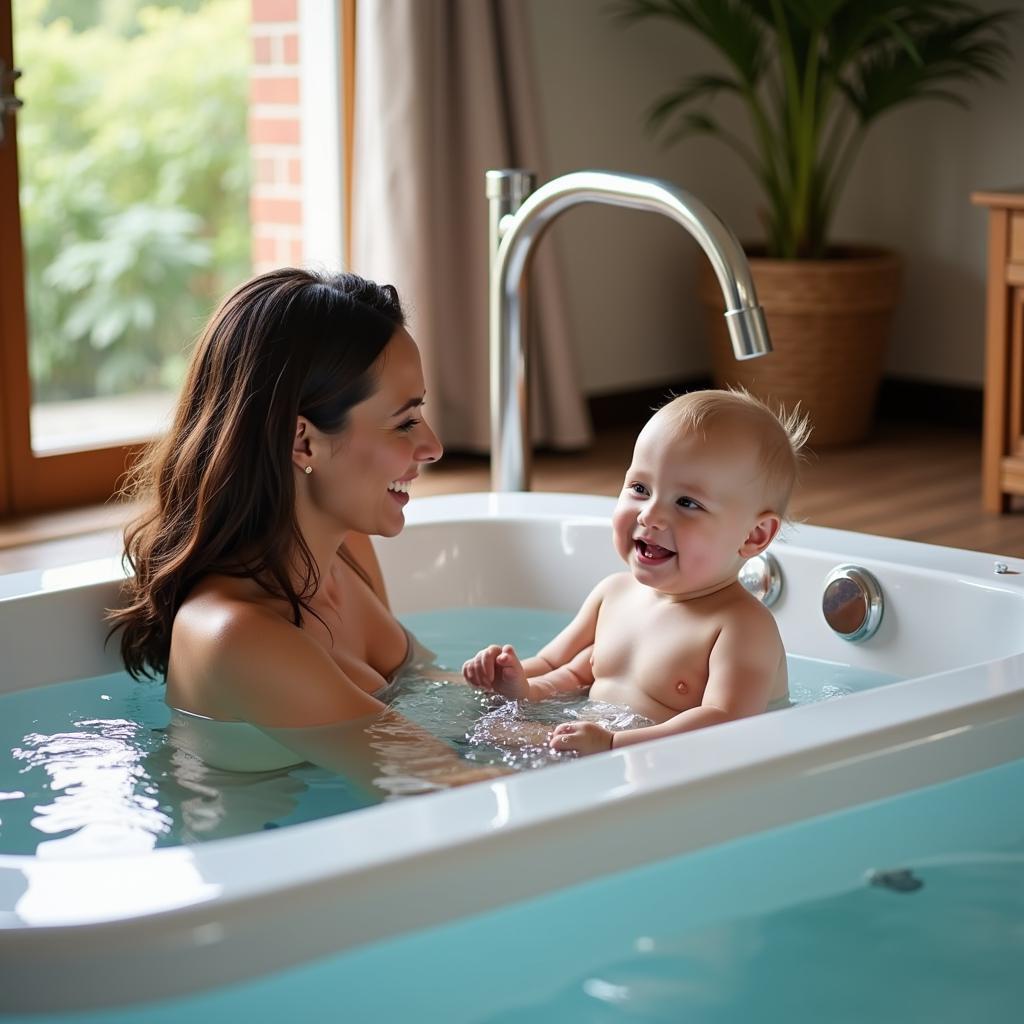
<box><xmin>842</xmin><ymin>12</ymin><xmax>1013</xmax><ymax>122</ymax></box>
<box><xmin>616</xmin><ymin>0</ymin><xmax>1015</xmax><ymax>257</ymax></box>
<box><xmin>646</xmin><ymin>74</ymin><xmax>745</xmax><ymax>133</ymax></box>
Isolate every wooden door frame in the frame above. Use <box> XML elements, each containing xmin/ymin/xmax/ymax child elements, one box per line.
<box><xmin>0</xmin><ymin>1</ymin><xmax>144</xmax><ymax>516</ymax></box>
<box><xmin>0</xmin><ymin>0</ymin><xmax>17</xmax><ymax>517</ymax></box>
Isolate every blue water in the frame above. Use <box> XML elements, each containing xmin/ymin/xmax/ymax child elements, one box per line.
<box><xmin>4</xmin><ymin>750</ymin><xmax>1022</xmax><ymax>1022</ymax></box>
<box><xmin>0</xmin><ymin>608</ymin><xmax>898</xmax><ymax>856</ymax></box>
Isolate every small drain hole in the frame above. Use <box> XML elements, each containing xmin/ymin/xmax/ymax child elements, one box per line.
<box><xmin>867</xmin><ymin>868</ymin><xmax>923</xmax><ymax>893</ymax></box>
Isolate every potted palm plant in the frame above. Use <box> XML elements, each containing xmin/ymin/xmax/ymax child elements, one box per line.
<box><xmin>618</xmin><ymin>0</ymin><xmax>1014</xmax><ymax>444</ymax></box>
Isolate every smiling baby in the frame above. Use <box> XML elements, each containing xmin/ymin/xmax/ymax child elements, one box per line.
<box><xmin>462</xmin><ymin>388</ymin><xmax>810</xmax><ymax>755</ymax></box>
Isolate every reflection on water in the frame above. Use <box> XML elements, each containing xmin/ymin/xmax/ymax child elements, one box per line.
<box><xmin>158</xmin><ymin>744</ymin><xmax>309</xmax><ymax>844</ymax></box>
<box><xmin>12</xmin><ymin>718</ymin><xmax>171</xmax><ymax>857</ymax></box>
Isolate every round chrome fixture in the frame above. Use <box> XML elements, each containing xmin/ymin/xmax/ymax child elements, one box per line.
<box><xmin>738</xmin><ymin>551</ymin><xmax>783</xmax><ymax>607</ymax></box>
<box><xmin>822</xmin><ymin>564</ymin><xmax>884</xmax><ymax>642</ymax></box>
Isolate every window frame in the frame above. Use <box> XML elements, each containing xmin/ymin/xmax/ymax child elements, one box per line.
<box><xmin>0</xmin><ymin>3</ymin><xmax>175</xmax><ymax>516</ymax></box>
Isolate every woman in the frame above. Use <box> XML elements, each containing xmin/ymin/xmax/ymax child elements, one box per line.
<box><xmin>109</xmin><ymin>268</ymin><xmax>489</xmax><ymax>786</ymax></box>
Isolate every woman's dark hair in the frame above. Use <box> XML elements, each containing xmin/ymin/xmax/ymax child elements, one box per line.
<box><xmin>108</xmin><ymin>267</ymin><xmax>406</xmax><ymax>680</ymax></box>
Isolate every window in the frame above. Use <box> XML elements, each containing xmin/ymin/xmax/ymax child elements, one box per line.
<box><xmin>0</xmin><ymin>0</ymin><xmax>252</xmax><ymax>513</ymax></box>
<box><xmin>0</xmin><ymin>0</ymin><xmax>348</xmax><ymax>517</ymax></box>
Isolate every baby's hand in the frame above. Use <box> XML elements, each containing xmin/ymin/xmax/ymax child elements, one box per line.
<box><xmin>462</xmin><ymin>644</ymin><xmax>531</xmax><ymax>700</ymax></box>
<box><xmin>549</xmin><ymin>721</ymin><xmax>614</xmax><ymax>756</ymax></box>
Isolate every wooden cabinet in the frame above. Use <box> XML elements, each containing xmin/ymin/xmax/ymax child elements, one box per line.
<box><xmin>972</xmin><ymin>188</ymin><xmax>1024</xmax><ymax>513</ymax></box>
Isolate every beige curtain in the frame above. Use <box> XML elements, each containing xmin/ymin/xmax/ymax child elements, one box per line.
<box><xmin>350</xmin><ymin>0</ymin><xmax>591</xmax><ymax>452</ymax></box>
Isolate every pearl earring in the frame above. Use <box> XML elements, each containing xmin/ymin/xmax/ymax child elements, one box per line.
<box><xmin>304</xmin><ymin>465</ymin><xmax>312</xmax><ymax>475</ymax></box>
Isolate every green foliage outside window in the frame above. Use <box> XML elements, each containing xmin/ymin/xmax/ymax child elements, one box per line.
<box><xmin>14</xmin><ymin>0</ymin><xmax>251</xmax><ymax>401</ymax></box>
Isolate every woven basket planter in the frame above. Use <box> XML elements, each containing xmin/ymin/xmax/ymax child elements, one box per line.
<box><xmin>698</xmin><ymin>248</ymin><xmax>902</xmax><ymax>447</ymax></box>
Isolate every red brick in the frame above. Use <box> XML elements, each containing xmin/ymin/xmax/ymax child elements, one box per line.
<box><xmin>254</xmin><ymin>235</ymin><xmax>278</xmax><ymax>264</ymax></box>
<box><xmin>289</xmin><ymin>238</ymin><xmax>304</xmax><ymax>265</ymax></box>
<box><xmin>249</xmin><ymin>75</ymin><xmax>300</xmax><ymax>105</ymax></box>
<box><xmin>251</xmin><ymin>197</ymin><xmax>303</xmax><ymax>225</ymax></box>
<box><xmin>287</xmin><ymin>158</ymin><xmax>302</xmax><ymax>185</ymax></box>
<box><xmin>251</xmin><ymin>35</ymin><xmax>273</xmax><ymax>64</ymax></box>
<box><xmin>253</xmin><ymin>157</ymin><xmax>275</xmax><ymax>184</ymax></box>
<box><xmin>252</xmin><ymin>0</ymin><xmax>298</xmax><ymax>22</ymax></box>
<box><xmin>282</xmin><ymin>33</ymin><xmax>299</xmax><ymax>64</ymax></box>
<box><xmin>249</xmin><ymin>116</ymin><xmax>300</xmax><ymax>146</ymax></box>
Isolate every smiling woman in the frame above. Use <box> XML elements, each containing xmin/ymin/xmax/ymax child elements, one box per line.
<box><xmin>99</xmin><ymin>268</ymin><xmax>492</xmax><ymax>788</ymax></box>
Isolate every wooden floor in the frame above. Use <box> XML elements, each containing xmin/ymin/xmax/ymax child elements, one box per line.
<box><xmin>2</xmin><ymin>417</ymin><xmax>1024</xmax><ymax>574</ymax></box>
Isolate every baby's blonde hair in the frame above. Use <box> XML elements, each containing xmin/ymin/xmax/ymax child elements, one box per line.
<box><xmin>653</xmin><ymin>388</ymin><xmax>811</xmax><ymax>516</ymax></box>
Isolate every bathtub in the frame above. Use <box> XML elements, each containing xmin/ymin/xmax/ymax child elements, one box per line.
<box><xmin>2</xmin><ymin>490</ymin><xmax>1024</xmax><ymax>1014</ymax></box>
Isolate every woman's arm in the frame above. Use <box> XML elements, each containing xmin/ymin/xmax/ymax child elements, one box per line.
<box><xmin>262</xmin><ymin>709</ymin><xmax>508</xmax><ymax>797</ymax></box>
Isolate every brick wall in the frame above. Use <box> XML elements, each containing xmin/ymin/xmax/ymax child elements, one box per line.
<box><xmin>249</xmin><ymin>0</ymin><xmax>303</xmax><ymax>271</ymax></box>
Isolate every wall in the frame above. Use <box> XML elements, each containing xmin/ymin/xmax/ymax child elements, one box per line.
<box><xmin>248</xmin><ymin>0</ymin><xmax>343</xmax><ymax>274</ymax></box>
<box><xmin>249</xmin><ymin>0</ymin><xmax>304</xmax><ymax>272</ymax></box>
<box><xmin>526</xmin><ymin>0</ymin><xmax>1024</xmax><ymax>395</ymax></box>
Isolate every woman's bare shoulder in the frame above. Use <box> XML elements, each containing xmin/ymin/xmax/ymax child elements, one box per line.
<box><xmin>169</xmin><ymin>581</ymin><xmax>382</xmax><ymax>726</ymax></box>
<box><xmin>169</xmin><ymin>577</ymin><xmax>287</xmax><ymax>667</ymax></box>
<box><xmin>173</xmin><ymin>581</ymin><xmax>284</xmax><ymax>653</ymax></box>
<box><xmin>168</xmin><ymin>582</ymin><xmax>293</xmax><ymax>710</ymax></box>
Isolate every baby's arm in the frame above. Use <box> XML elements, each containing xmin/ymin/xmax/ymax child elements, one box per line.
<box><xmin>552</xmin><ymin>610</ymin><xmax>783</xmax><ymax>754</ymax></box>
<box><xmin>462</xmin><ymin>579</ymin><xmax>610</xmax><ymax>701</ymax></box>
<box><xmin>463</xmin><ymin>642</ymin><xmax>594</xmax><ymax>700</ymax></box>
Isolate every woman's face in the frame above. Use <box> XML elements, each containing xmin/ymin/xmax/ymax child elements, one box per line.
<box><xmin>295</xmin><ymin>328</ymin><xmax>442</xmax><ymax>537</ymax></box>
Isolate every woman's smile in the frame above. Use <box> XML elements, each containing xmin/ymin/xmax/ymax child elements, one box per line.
<box><xmin>387</xmin><ymin>480</ymin><xmax>412</xmax><ymax>507</ymax></box>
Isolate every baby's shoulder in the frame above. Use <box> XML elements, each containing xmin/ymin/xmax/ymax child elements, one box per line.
<box><xmin>719</xmin><ymin>585</ymin><xmax>782</xmax><ymax>641</ymax></box>
<box><xmin>594</xmin><ymin>571</ymin><xmax>635</xmax><ymax>600</ymax></box>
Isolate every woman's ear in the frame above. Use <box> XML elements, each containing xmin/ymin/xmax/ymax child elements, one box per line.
<box><xmin>739</xmin><ymin>512</ymin><xmax>781</xmax><ymax>557</ymax></box>
<box><xmin>292</xmin><ymin>417</ymin><xmax>313</xmax><ymax>469</ymax></box>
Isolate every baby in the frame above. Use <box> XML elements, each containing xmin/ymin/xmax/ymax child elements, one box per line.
<box><xmin>463</xmin><ymin>388</ymin><xmax>809</xmax><ymax>756</ymax></box>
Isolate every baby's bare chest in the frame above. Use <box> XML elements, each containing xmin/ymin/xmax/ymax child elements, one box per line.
<box><xmin>590</xmin><ymin>595</ymin><xmax>720</xmax><ymax>712</ymax></box>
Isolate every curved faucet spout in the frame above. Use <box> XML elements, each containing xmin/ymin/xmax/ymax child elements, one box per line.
<box><xmin>487</xmin><ymin>168</ymin><xmax>772</xmax><ymax>492</ymax></box>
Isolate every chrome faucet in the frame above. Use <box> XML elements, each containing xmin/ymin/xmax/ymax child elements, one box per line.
<box><xmin>486</xmin><ymin>169</ymin><xmax>773</xmax><ymax>492</ymax></box>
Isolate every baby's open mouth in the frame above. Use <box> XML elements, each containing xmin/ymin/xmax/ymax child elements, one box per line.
<box><xmin>634</xmin><ymin>539</ymin><xmax>675</xmax><ymax>563</ymax></box>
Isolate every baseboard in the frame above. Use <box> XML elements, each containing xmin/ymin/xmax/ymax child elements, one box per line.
<box><xmin>588</xmin><ymin>377</ymin><xmax>712</xmax><ymax>430</ymax></box>
<box><xmin>588</xmin><ymin>376</ymin><xmax>982</xmax><ymax>431</ymax></box>
<box><xmin>877</xmin><ymin>377</ymin><xmax>982</xmax><ymax>428</ymax></box>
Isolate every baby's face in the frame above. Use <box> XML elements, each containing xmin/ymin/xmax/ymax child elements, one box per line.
<box><xmin>611</xmin><ymin>414</ymin><xmax>777</xmax><ymax>599</ymax></box>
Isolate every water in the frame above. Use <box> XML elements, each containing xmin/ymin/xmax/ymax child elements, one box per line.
<box><xmin>0</xmin><ymin>608</ymin><xmax>898</xmax><ymax>856</ymax></box>
<box><xmin>4</xmin><ymin>750</ymin><xmax>1022</xmax><ymax>1022</ymax></box>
